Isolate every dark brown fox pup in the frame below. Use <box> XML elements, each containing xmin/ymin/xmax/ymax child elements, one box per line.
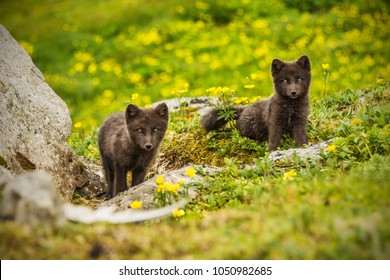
<box><xmin>201</xmin><ymin>55</ymin><xmax>311</xmax><ymax>151</ymax></box>
<box><xmin>98</xmin><ymin>103</ymin><xmax>169</xmax><ymax>199</ymax></box>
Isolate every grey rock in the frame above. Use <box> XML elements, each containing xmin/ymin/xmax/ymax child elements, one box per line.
<box><xmin>75</xmin><ymin>156</ymin><xmax>106</xmax><ymax>199</ymax></box>
<box><xmin>0</xmin><ymin>171</ymin><xmax>65</xmax><ymax>227</ymax></box>
<box><xmin>0</xmin><ymin>171</ymin><xmax>193</xmax><ymax>225</ymax></box>
<box><xmin>100</xmin><ymin>165</ymin><xmax>221</xmax><ymax>211</ymax></box>
<box><xmin>0</xmin><ymin>25</ymin><xmax>87</xmax><ymax>200</ymax></box>
<box><xmin>63</xmin><ymin>199</ymin><xmax>188</xmax><ymax>224</ymax></box>
<box><xmin>154</xmin><ymin>96</ymin><xmax>215</xmax><ymax>116</ymax></box>
<box><xmin>268</xmin><ymin>139</ymin><xmax>334</xmax><ymax>162</ymax></box>
<box><xmin>97</xmin><ymin>139</ymin><xmax>333</xmax><ymax>212</ymax></box>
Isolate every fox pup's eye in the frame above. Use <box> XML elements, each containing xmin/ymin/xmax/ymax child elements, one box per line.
<box><xmin>153</xmin><ymin>128</ymin><xmax>160</xmax><ymax>133</ymax></box>
<box><xmin>297</xmin><ymin>78</ymin><xmax>303</xmax><ymax>82</ymax></box>
<box><xmin>136</xmin><ymin>128</ymin><xmax>143</xmax><ymax>133</ymax></box>
<box><xmin>282</xmin><ymin>79</ymin><xmax>288</xmax><ymax>83</ymax></box>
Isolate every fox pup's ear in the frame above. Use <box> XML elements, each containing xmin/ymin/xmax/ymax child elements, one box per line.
<box><xmin>126</xmin><ymin>104</ymin><xmax>141</xmax><ymax>120</ymax></box>
<box><xmin>271</xmin><ymin>58</ymin><xmax>286</xmax><ymax>76</ymax></box>
<box><xmin>154</xmin><ymin>103</ymin><xmax>169</xmax><ymax>120</ymax></box>
<box><xmin>296</xmin><ymin>55</ymin><xmax>311</xmax><ymax>71</ymax></box>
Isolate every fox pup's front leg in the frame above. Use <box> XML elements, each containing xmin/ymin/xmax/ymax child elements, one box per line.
<box><xmin>113</xmin><ymin>164</ymin><xmax>128</xmax><ymax>196</ymax></box>
<box><xmin>131</xmin><ymin>167</ymin><xmax>147</xmax><ymax>187</ymax></box>
<box><xmin>268</xmin><ymin>125</ymin><xmax>282</xmax><ymax>151</ymax></box>
<box><xmin>291</xmin><ymin>124</ymin><xmax>308</xmax><ymax>147</ymax></box>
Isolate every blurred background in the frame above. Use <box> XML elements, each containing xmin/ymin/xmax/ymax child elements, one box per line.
<box><xmin>1</xmin><ymin>0</ymin><xmax>389</xmax><ymax>130</ymax></box>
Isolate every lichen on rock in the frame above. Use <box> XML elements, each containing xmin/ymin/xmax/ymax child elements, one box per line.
<box><xmin>0</xmin><ymin>25</ymin><xmax>88</xmax><ymax>201</ymax></box>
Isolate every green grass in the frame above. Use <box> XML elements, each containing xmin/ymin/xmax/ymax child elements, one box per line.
<box><xmin>1</xmin><ymin>79</ymin><xmax>389</xmax><ymax>259</ymax></box>
<box><xmin>0</xmin><ymin>0</ymin><xmax>388</xmax><ymax>130</ymax></box>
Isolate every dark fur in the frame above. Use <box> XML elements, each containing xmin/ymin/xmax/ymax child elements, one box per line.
<box><xmin>98</xmin><ymin>103</ymin><xmax>168</xmax><ymax>199</ymax></box>
<box><xmin>201</xmin><ymin>55</ymin><xmax>311</xmax><ymax>151</ymax></box>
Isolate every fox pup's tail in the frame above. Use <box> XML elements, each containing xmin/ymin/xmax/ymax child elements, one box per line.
<box><xmin>200</xmin><ymin>108</ymin><xmax>243</xmax><ymax>132</ymax></box>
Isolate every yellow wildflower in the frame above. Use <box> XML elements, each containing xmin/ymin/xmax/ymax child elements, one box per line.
<box><xmin>185</xmin><ymin>167</ymin><xmax>196</xmax><ymax>178</ymax></box>
<box><xmin>113</xmin><ymin>66</ymin><xmax>122</xmax><ymax>76</ymax></box>
<box><xmin>88</xmin><ymin>63</ymin><xmax>97</xmax><ymax>74</ymax></box>
<box><xmin>325</xmin><ymin>144</ymin><xmax>336</xmax><ymax>153</ymax></box>
<box><xmin>74</xmin><ymin>51</ymin><xmax>93</xmax><ymax>63</ymax></box>
<box><xmin>156</xmin><ymin>184</ymin><xmax>164</xmax><ymax>193</ymax></box>
<box><xmin>234</xmin><ymin>97</ymin><xmax>249</xmax><ymax>104</ymax></box>
<box><xmin>156</xmin><ymin>175</ymin><xmax>164</xmax><ymax>185</ymax></box>
<box><xmin>250</xmin><ymin>73</ymin><xmax>258</xmax><ymax>80</ymax></box>
<box><xmin>250</xmin><ymin>96</ymin><xmax>261</xmax><ymax>103</ymax></box>
<box><xmin>244</xmin><ymin>84</ymin><xmax>255</xmax><ymax>89</ymax></box>
<box><xmin>283</xmin><ymin>170</ymin><xmax>298</xmax><ymax>181</ymax></box>
<box><xmin>221</xmin><ymin>87</ymin><xmax>232</xmax><ymax>93</ymax></box>
<box><xmin>178</xmin><ymin>179</ymin><xmax>185</xmax><ymax>185</ymax></box>
<box><xmin>19</xmin><ymin>41</ymin><xmax>34</xmax><ymax>56</ymax></box>
<box><xmin>132</xmin><ymin>93</ymin><xmax>139</xmax><ymax>104</ymax></box>
<box><xmin>126</xmin><ymin>72</ymin><xmax>143</xmax><ymax>83</ymax></box>
<box><xmin>100</xmin><ymin>59</ymin><xmax>118</xmax><ymax>72</ymax></box>
<box><xmin>73</xmin><ymin>62</ymin><xmax>84</xmax><ymax>72</ymax></box>
<box><xmin>351</xmin><ymin>118</ymin><xmax>362</xmax><ymax>125</ymax></box>
<box><xmin>166</xmin><ymin>183</ymin><xmax>180</xmax><ymax>195</ymax></box>
<box><xmin>74</xmin><ymin>122</ymin><xmax>82</xmax><ymax>128</ymax></box>
<box><xmin>206</xmin><ymin>87</ymin><xmax>217</xmax><ymax>95</ymax></box>
<box><xmin>172</xmin><ymin>209</ymin><xmax>185</xmax><ymax>218</ymax></box>
<box><xmin>130</xmin><ymin>200</ymin><xmax>143</xmax><ymax>209</ymax></box>
<box><xmin>103</xmin><ymin>89</ymin><xmax>113</xmax><ymax>98</ymax></box>
<box><xmin>322</xmin><ymin>63</ymin><xmax>330</xmax><ymax>71</ymax></box>
<box><xmin>161</xmin><ymin>182</ymin><xmax>169</xmax><ymax>191</ymax></box>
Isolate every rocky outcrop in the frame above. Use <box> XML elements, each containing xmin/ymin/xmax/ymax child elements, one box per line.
<box><xmin>268</xmin><ymin>140</ymin><xmax>334</xmax><ymax>162</ymax></box>
<box><xmin>63</xmin><ymin>199</ymin><xmax>188</xmax><ymax>224</ymax></box>
<box><xmin>0</xmin><ymin>25</ymin><xmax>88</xmax><ymax>200</ymax></box>
<box><xmin>154</xmin><ymin>96</ymin><xmax>215</xmax><ymax>116</ymax></box>
<box><xmin>100</xmin><ymin>165</ymin><xmax>222</xmax><ymax>211</ymax></box>
<box><xmin>75</xmin><ymin>156</ymin><xmax>106</xmax><ymax>199</ymax></box>
<box><xmin>0</xmin><ymin>170</ymin><xmax>191</xmax><ymax>225</ymax></box>
<box><xmin>0</xmin><ymin>171</ymin><xmax>65</xmax><ymax>228</ymax></box>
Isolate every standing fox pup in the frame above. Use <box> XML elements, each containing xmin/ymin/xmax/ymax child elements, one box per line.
<box><xmin>98</xmin><ymin>103</ymin><xmax>169</xmax><ymax>199</ymax></box>
<box><xmin>201</xmin><ymin>55</ymin><xmax>311</xmax><ymax>151</ymax></box>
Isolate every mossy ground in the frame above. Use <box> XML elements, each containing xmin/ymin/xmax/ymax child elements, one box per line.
<box><xmin>1</xmin><ymin>81</ymin><xmax>389</xmax><ymax>259</ymax></box>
